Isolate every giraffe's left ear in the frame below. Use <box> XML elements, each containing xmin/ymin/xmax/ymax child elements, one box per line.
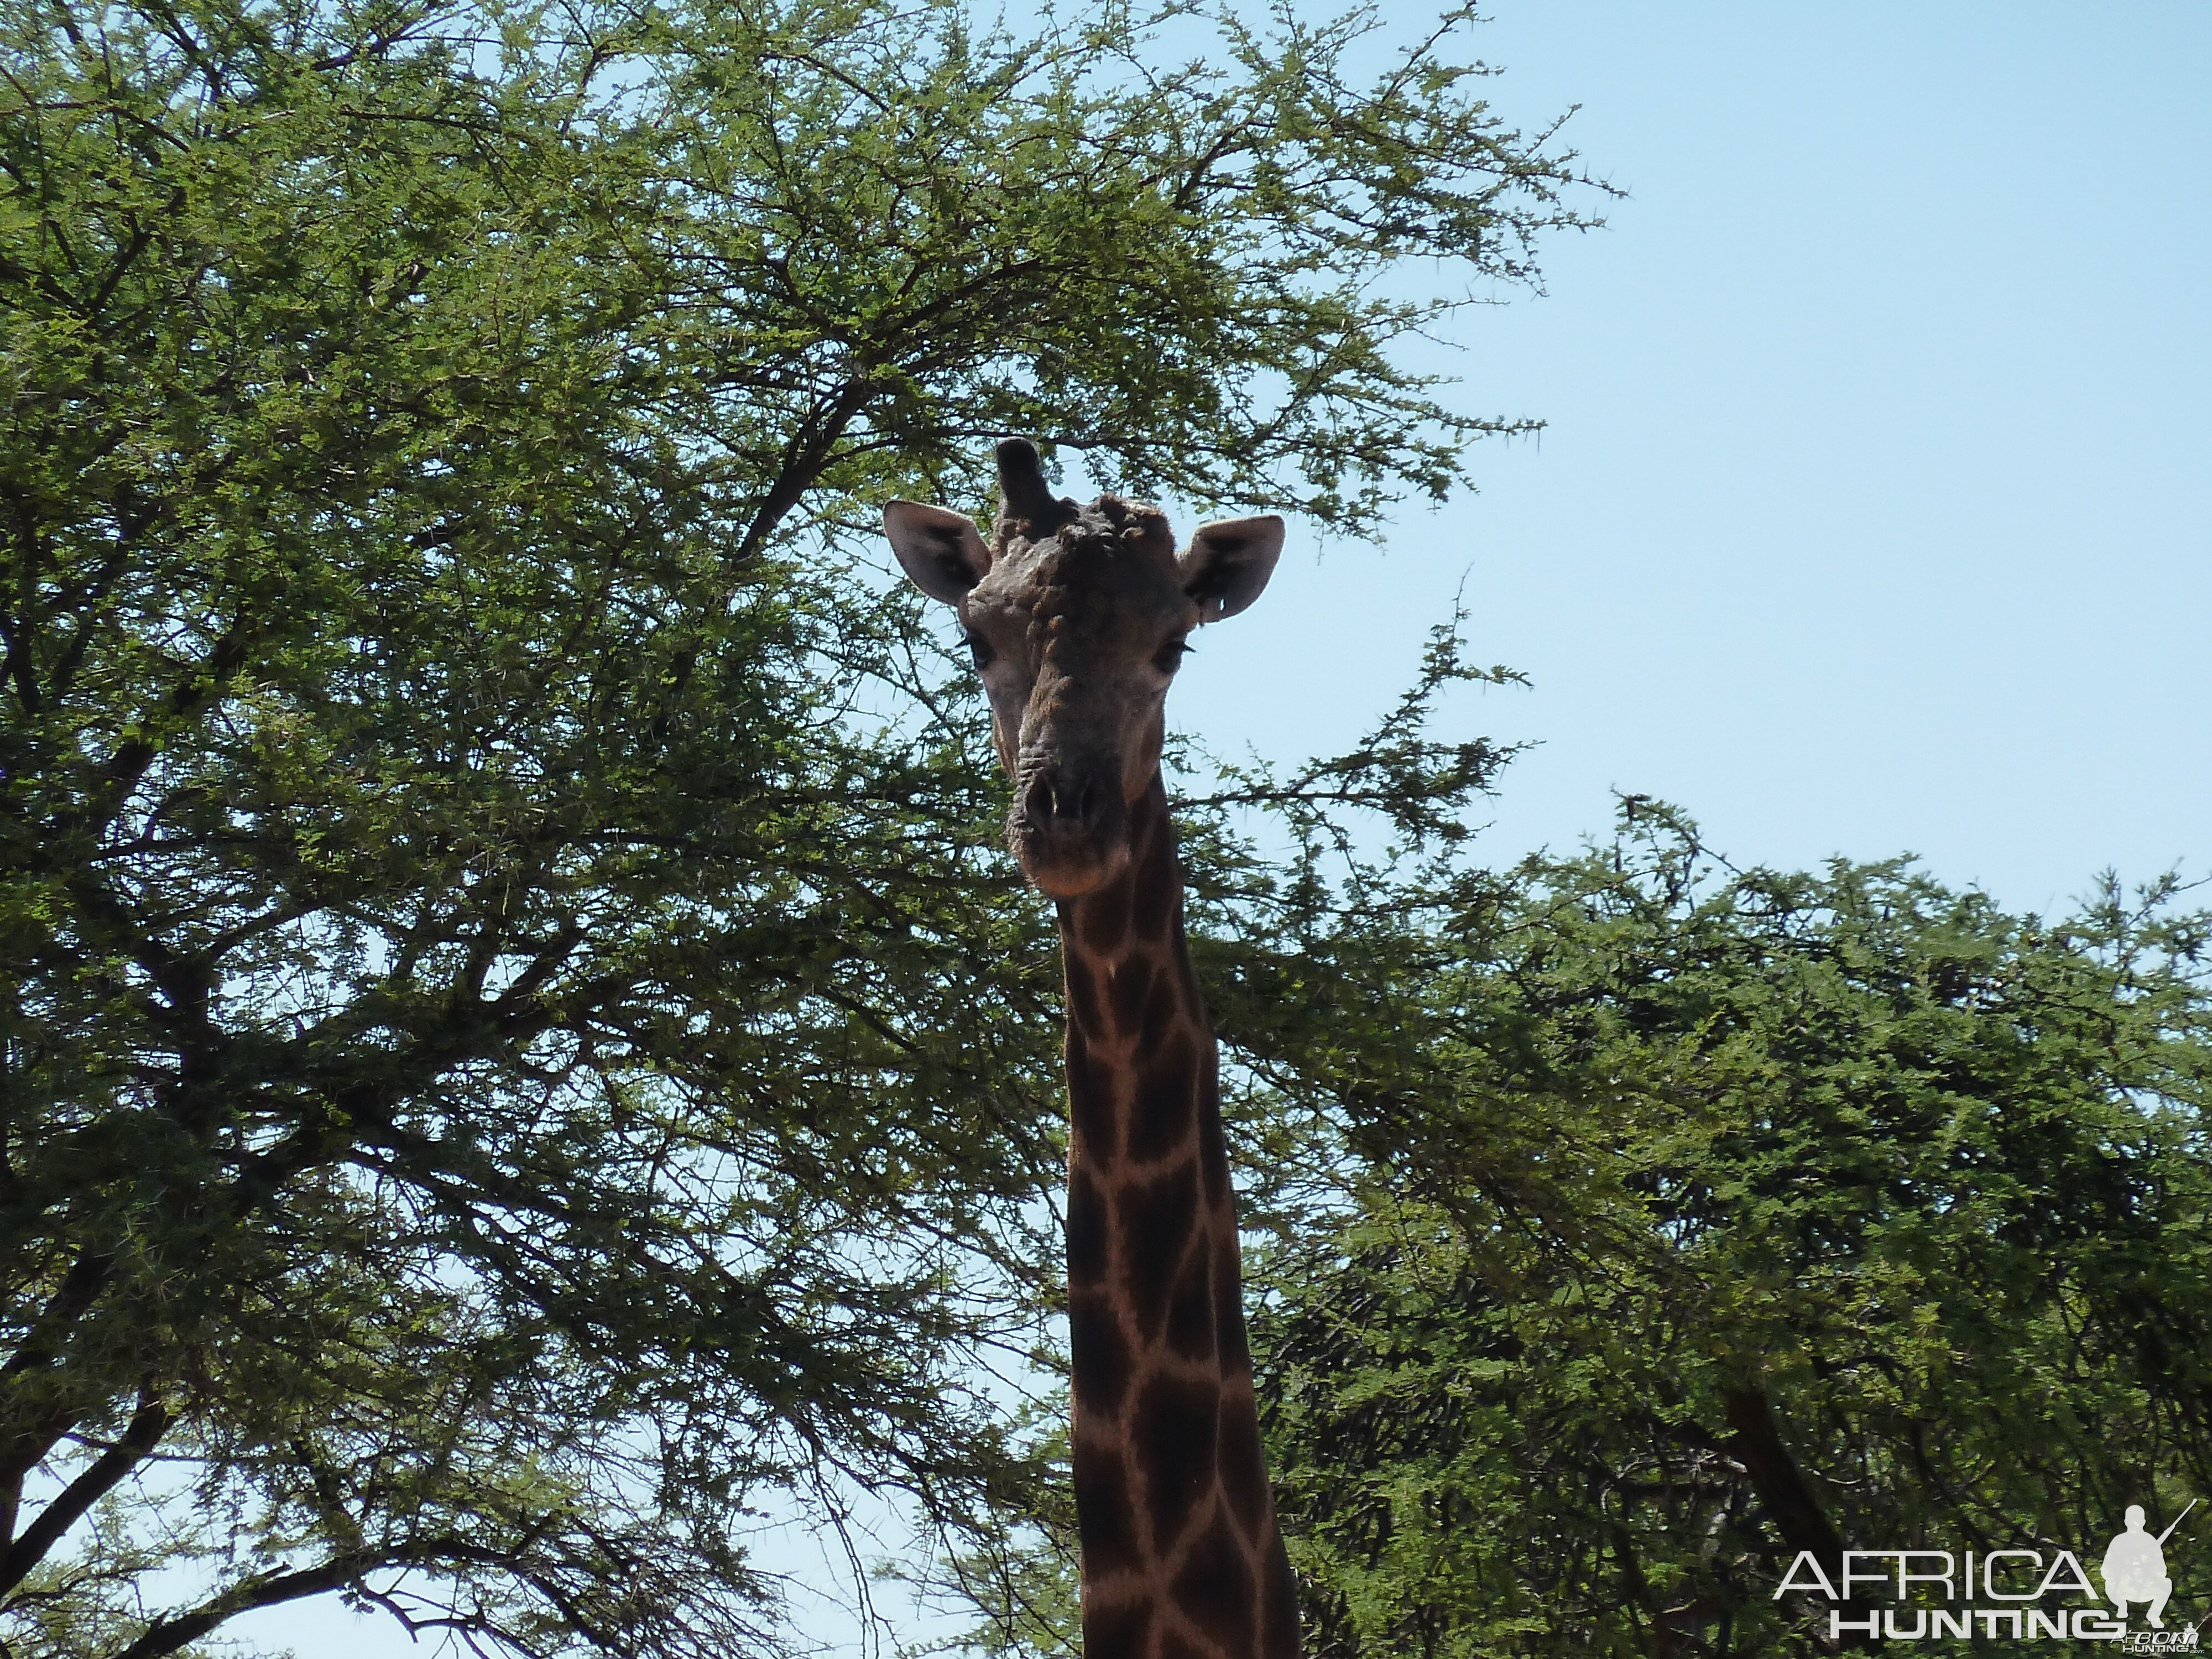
<box><xmin>1178</xmin><ymin>515</ymin><xmax>1285</xmax><ymax>624</ymax></box>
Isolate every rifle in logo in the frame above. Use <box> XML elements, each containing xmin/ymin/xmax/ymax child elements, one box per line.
<box><xmin>2164</xmin><ymin>1503</ymin><xmax>2202</xmax><ymax>1548</ymax></box>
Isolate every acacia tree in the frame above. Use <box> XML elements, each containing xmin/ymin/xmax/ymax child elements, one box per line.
<box><xmin>1227</xmin><ymin>809</ymin><xmax>2212</xmax><ymax>1657</ymax></box>
<box><xmin>0</xmin><ymin>0</ymin><xmax>1598</xmax><ymax>1651</ymax></box>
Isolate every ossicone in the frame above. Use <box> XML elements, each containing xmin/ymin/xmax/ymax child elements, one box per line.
<box><xmin>995</xmin><ymin>438</ymin><xmax>1078</xmax><ymax>536</ymax></box>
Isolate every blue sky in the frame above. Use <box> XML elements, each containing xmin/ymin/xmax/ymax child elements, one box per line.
<box><xmin>232</xmin><ymin>4</ymin><xmax>2211</xmax><ymax>1654</ymax></box>
<box><xmin>1171</xmin><ymin>0</ymin><xmax>2211</xmax><ymax>921</ymax></box>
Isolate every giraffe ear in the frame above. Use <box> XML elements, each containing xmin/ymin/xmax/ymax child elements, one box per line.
<box><xmin>1178</xmin><ymin>515</ymin><xmax>1284</xmax><ymax>624</ymax></box>
<box><xmin>884</xmin><ymin>500</ymin><xmax>992</xmax><ymax>603</ymax></box>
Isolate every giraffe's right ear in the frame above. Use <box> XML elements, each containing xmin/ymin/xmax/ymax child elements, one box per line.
<box><xmin>884</xmin><ymin>501</ymin><xmax>992</xmax><ymax>604</ymax></box>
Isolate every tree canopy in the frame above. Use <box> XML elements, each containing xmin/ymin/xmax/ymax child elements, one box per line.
<box><xmin>0</xmin><ymin>0</ymin><xmax>1598</xmax><ymax>1651</ymax></box>
<box><xmin>1237</xmin><ymin>810</ymin><xmax>2212</xmax><ymax>1657</ymax></box>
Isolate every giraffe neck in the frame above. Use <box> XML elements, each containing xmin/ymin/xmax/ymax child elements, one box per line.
<box><xmin>1056</xmin><ymin>775</ymin><xmax>1298</xmax><ymax>1659</ymax></box>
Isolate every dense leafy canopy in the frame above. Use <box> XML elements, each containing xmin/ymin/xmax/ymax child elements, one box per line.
<box><xmin>1239</xmin><ymin>811</ymin><xmax>2212</xmax><ymax>1657</ymax></box>
<box><xmin>0</xmin><ymin>0</ymin><xmax>1597</xmax><ymax>1652</ymax></box>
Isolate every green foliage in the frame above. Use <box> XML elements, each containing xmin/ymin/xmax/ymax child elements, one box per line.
<box><xmin>20</xmin><ymin>3</ymin><xmax>2203</xmax><ymax>1654</ymax></box>
<box><xmin>1241</xmin><ymin>807</ymin><xmax>2212</xmax><ymax>1657</ymax></box>
<box><xmin>0</xmin><ymin>0</ymin><xmax>1594</xmax><ymax>1651</ymax></box>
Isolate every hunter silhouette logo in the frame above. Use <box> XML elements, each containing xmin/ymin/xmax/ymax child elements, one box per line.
<box><xmin>2104</xmin><ymin>1501</ymin><xmax>2189</xmax><ymax>1629</ymax></box>
<box><xmin>1773</xmin><ymin>1500</ymin><xmax>2198</xmax><ymax>1644</ymax></box>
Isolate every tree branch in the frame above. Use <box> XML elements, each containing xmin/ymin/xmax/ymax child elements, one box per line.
<box><xmin>1721</xmin><ymin>1385</ymin><xmax>1870</xmax><ymax>1651</ymax></box>
<box><xmin>0</xmin><ymin>1379</ymin><xmax>168</xmax><ymax>1593</ymax></box>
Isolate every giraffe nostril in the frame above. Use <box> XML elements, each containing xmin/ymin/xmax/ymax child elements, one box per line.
<box><xmin>1025</xmin><ymin>771</ymin><xmax>1097</xmax><ymax>825</ymax></box>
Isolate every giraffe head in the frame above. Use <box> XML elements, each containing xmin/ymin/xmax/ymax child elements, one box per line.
<box><xmin>885</xmin><ymin>439</ymin><xmax>1282</xmax><ymax>898</ymax></box>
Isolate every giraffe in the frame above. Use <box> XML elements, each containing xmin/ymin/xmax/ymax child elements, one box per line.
<box><xmin>884</xmin><ymin>440</ymin><xmax>1299</xmax><ymax>1659</ymax></box>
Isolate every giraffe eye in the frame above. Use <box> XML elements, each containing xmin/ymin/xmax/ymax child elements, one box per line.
<box><xmin>1154</xmin><ymin>637</ymin><xmax>1191</xmax><ymax>674</ymax></box>
<box><xmin>964</xmin><ymin>633</ymin><xmax>995</xmax><ymax>670</ymax></box>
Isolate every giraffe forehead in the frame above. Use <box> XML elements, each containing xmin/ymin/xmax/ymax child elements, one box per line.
<box><xmin>972</xmin><ymin>526</ymin><xmax>1191</xmax><ymax>644</ymax></box>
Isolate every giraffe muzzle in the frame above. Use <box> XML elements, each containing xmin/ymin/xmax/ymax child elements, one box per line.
<box><xmin>1009</xmin><ymin>760</ymin><xmax>1130</xmax><ymax>897</ymax></box>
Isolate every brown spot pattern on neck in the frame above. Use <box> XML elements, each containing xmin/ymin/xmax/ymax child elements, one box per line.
<box><xmin>1057</xmin><ymin>776</ymin><xmax>1299</xmax><ymax>1659</ymax></box>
